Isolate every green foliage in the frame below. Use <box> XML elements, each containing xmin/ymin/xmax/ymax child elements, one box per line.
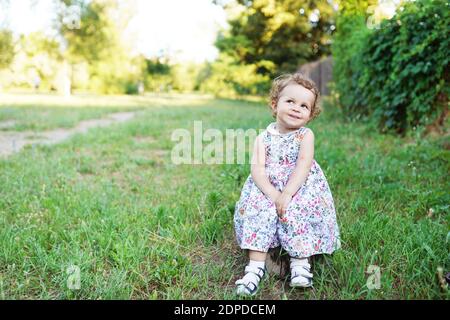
<box><xmin>144</xmin><ymin>73</ymin><xmax>173</xmax><ymax>93</ymax></box>
<box><xmin>331</xmin><ymin>12</ymin><xmax>373</xmax><ymax>117</ymax></box>
<box><xmin>143</xmin><ymin>59</ymin><xmax>211</xmax><ymax>94</ymax></box>
<box><xmin>142</xmin><ymin>57</ymin><xmax>173</xmax><ymax>93</ymax></box>
<box><xmin>335</xmin><ymin>0</ymin><xmax>376</xmax><ymax>17</ymax></box>
<box><xmin>218</xmin><ymin>0</ymin><xmax>337</xmax><ymax>76</ymax></box>
<box><xmin>361</xmin><ymin>0</ymin><xmax>449</xmax><ymax>133</ymax></box>
<box><xmin>146</xmin><ymin>58</ymin><xmax>171</xmax><ymax>75</ymax></box>
<box><xmin>2</xmin><ymin>0</ymin><xmax>340</xmax><ymax>97</ymax></box>
<box><xmin>206</xmin><ymin>0</ymin><xmax>338</xmax><ymax>97</ymax></box>
<box><xmin>332</xmin><ymin>0</ymin><xmax>449</xmax><ymax>134</ymax></box>
<box><xmin>58</xmin><ymin>0</ymin><xmax>112</xmax><ymax>64</ymax></box>
<box><xmin>171</xmin><ymin>63</ymin><xmax>205</xmax><ymax>93</ymax></box>
<box><xmin>198</xmin><ymin>53</ymin><xmax>271</xmax><ymax>97</ymax></box>
<box><xmin>0</xmin><ymin>29</ymin><xmax>14</xmax><ymax>70</ymax></box>
<box><xmin>55</xmin><ymin>0</ymin><xmax>144</xmax><ymax>94</ymax></box>
<box><xmin>0</xmin><ymin>32</ymin><xmax>63</xmax><ymax>90</ymax></box>
<box><xmin>88</xmin><ymin>53</ymin><xmax>143</xmax><ymax>94</ymax></box>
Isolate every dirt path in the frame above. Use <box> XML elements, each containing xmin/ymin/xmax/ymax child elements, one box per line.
<box><xmin>0</xmin><ymin>111</ymin><xmax>136</xmax><ymax>158</ymax></box>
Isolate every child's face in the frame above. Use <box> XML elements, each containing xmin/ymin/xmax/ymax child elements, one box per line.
<box><xmin>271</xmin><ymin>83</ymin><xmax>314</xmax><ymax>129</ymax></box>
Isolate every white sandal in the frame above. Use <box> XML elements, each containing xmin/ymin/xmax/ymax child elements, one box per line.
<box><xmin>235</xmin><ymin>265</ymin><xmax>266</xmax><ymax>296</ymax></box>
<box><xmin>290</xmin><ymin>260</ymin><xmax>313</xmax><ymax>288</ymax></box>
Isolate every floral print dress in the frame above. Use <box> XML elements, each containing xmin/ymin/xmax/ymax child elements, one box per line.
<box><xmin>233</xmin><ymin>122</ymin><xmax>341</xmax><ymax>258</ymax></box>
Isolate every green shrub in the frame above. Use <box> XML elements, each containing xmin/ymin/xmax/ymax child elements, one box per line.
<box><xmin>124</xmin><ymin>81</ymin><xmax>138</xmax><ymax>95</ymax></box>
<box><xmin>333</xmin><ymin>0</ymin><xmax>449</xmax><ymax>134</ymax></box>
<box><xmin>364</xmin><ymin>0</ymin><xmax>448</xmax><ymax>133</ymax></box>
<box><xmin>332</xmin><ymin>13</ymin><xmax>372</xmax><ymax>119</ymax></box>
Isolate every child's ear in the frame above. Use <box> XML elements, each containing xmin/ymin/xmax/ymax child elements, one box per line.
<box><xmin>271</xmin><ymin>100</ymin><xmax>277</xmax><ymax>112</ymax></box>
<box><xmin>270</xmin><ymin>101</ymin><xmax>277</xmax><ymax>118</ymax></box>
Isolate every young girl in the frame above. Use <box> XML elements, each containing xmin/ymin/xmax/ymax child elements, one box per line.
<box><xmin>234</xmin><ymin>72</ymin><xmax>341</xmax><ymax>296</ymax></box>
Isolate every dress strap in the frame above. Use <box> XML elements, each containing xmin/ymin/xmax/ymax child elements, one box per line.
<box><xmin>298</xmin><ymin>126</ymin><xmax>308</xmax><ymax>134</ymax></box>
<box><xmin>262</xmin><ymin>129</ymin><xmax>270</xmax><ymax>141</ymax></box>
<box><xmin>295</xmin><ymin>127</ymin><xmax>309</xmax><ymax>143</ymax></box>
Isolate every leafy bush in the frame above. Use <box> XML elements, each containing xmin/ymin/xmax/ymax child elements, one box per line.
<box><xmin>124</xmin><ymin>81</ymin><xmax>139</xmax><ymax>95</ymax></box>
<box><xmin>333</xmin><ymin>0</ymin><xmax>449</xmax><ymax>134</ymax></box>
<box><xmin>331</xmin><ymin>13</ymin><xmax>372</xmax><ymax>118</ymax></box>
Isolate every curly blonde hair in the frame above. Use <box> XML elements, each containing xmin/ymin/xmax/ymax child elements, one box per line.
<box><xmin>269</xmin><ymin>72</ymin><xmax>322</xmax><ymax>123</ymax></box>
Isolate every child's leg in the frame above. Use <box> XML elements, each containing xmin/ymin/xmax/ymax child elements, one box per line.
<box><xmin>249</xmin><ymin>250</ymin><xmax>267</xmax><ymax>262</ymax></box>
<box><xmin>235</xmin><ymin>250</ymin><xmax>268</xmax><ymax>296</ymax></box>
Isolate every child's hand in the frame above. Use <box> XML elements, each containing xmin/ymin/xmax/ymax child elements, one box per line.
<box><xmin>268</xmin><ymin>190</ymin><xmax>281</xmax><ymax>204</ymax></box>
<box><xmin>275</xmin><ymin>191</ymin><xmax>293</xmax><ymax>218</ymax></box>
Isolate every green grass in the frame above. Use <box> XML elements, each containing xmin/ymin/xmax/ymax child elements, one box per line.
<box><xmin>0</xmin><ymin>93</ymin><xmax>448</xmax><ymax>299</ymax></box>
<box><xmin>0</xmin><ymin>92</ymin><xmax>217</xmax><ymax>131</ymax></box>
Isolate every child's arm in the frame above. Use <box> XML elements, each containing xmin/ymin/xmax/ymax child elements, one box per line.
<box><xmin>250</xmin><ymin>134</ymin><xmax>281</xmax><ymax>203</ymax></box>
<box><xmin>276</xmin><ymin>129</ymin><xmax>315</xmax><ymax>216</ymax></box>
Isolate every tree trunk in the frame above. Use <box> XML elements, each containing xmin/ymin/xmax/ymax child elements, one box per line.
<box><xmin>264</xmin><ymin>246</ymin><xmax>290</xmax><ymax>279</ymax></box>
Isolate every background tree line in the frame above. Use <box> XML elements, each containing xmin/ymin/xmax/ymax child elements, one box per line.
<box><xmin>0</xmin><ymin>0</ymin><xmax>336</xmax><ymax>96</ymax></box>
<box><xmin>0</xmin><ymin>0</ymin><xmax>447</xmax><ymax>134</ymax></box>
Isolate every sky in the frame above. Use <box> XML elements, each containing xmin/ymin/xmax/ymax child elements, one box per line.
<box><xmin>129</xmin><ymin>0</ymin><xmax>228</xmax><ymax>62</ymax></box>
<box><xmin>0</xmin><ymin>0</ymin><xmax>229</xmax><ymax>63</ymax></box>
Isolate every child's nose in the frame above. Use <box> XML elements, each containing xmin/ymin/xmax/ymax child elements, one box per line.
<box><xmin>291</xmin><ymin>105</ymin><xmax>301</xmax><ymax>113</ymax></box>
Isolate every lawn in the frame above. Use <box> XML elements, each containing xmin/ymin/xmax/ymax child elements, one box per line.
<box><xmin>0</xmin><ymin>93</ymin><xmax>448</xmax><ymax>299</ymax></box>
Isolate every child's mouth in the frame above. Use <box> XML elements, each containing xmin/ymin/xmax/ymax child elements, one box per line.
<box><xmin>288</xmin><ymin>114</ymin><xmax>301</xmax><ymax>120</ymax></box>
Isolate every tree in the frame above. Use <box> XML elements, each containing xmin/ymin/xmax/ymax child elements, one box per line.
<box><xmin>15</xmin><ymin>32</ymin><xmax>62</xmax><ymax>90</ymax></box>
<box><xmin>216</xmin><ymin>0</ymin><xmax>338</xmax><ymax>77</ymax></box>
<box><xmin>55</xmin><ymin>0</ymin><xmax>112</xmax><ymax>64</ymax></box>
<box><xmin>54</xmin><ymin>0</ymin><xmax>138</xmax><ymax>94</ymax></box>
<box><xmin>0</xmin><ymin>0</ymin><xmax>14</xmax><ymax>70</ymax></box>
<box><xmin>0</xmin><ymin>29</ymin><xmax>14</xmax><ymax>70</ymax></box>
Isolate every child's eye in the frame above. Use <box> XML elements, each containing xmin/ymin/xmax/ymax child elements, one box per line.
<box><xmin>301</xmin><ymin>104</ymin><xmax>308</xmax><ymax>109</ymax></box>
